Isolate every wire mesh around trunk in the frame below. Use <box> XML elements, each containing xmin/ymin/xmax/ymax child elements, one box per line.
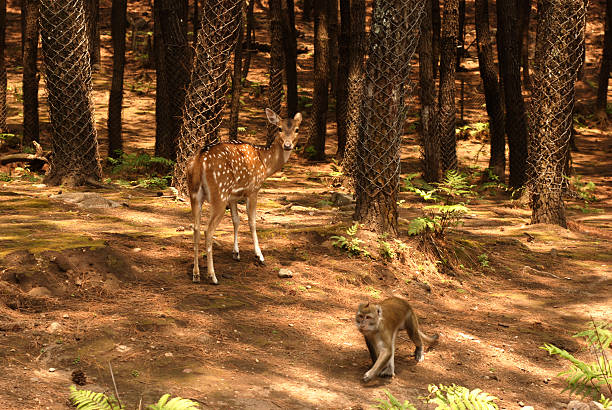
<box><xmin>39</xmin><ymin>0</ymin><xmax>102</xmax><ymax>185</ymax></box>
<box><xmin>173</xmin><ymin>0</ymin><xmax>244</xmax><ymax>194</ymax></box>
<box><xmin>354</xmin><ymin>0</ymin><xmax>424</xmax><ymax>232</ymax></box>
<box><xmin>528</xmin><ymin>0</ymin><xmax>587</xmax><ymax>226</ymax></box>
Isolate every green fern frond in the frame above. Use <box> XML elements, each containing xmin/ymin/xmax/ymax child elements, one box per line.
<box><xmin>147</xmin><ymin>394</ymin><xmax>200</xmax><ymax>410</ymax></box>
<box><xmin>374</xmin><ymin>390</ymin><xmax>417</xmax><ymax>410</ymax></box>
<box><xmin>347</xmin><ymin>222</ymin><xmax>359</xmax><ymax>236</ymax></box>
<box><xmin>574</xmin><ymin>322</ymin><xmax>612</xmax><ymax>350</ymax></box>
<box><xmin>425</xmin><ymin>383</ymin><xmax>499</xmax><ymax>410</ymax></box>
<box><xmin>69</xmin><ymin>385</ymin><xmax>123</xmax><ymax>410</ymax></box>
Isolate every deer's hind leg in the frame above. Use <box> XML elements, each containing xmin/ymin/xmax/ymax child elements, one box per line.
<box><xmin>190</xmin><ymin>186</ymin><xmax>205</xmax><ymax>283</ymax></box>
<box><xmin>205</xmin><ymin>198</ymin><xmax>227</xmax><ymax>285</ymax></box>
<box><xmin>246</xmin><ymin>192</ymin><xmax>265</xmax><ymax>265</ymax></box>
<box><xmin>229</xmin><ymin>200</ymin><xmax>240</xmax><ymax>261</ymax></box>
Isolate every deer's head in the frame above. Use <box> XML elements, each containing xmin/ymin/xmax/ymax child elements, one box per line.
<box><xmin>266</xmin><ymin>108</ymin><xmax>302</xmax><ymax>151</ymax></box>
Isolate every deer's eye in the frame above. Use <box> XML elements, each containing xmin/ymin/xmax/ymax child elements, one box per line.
<box><xmin>295</xmin><ymin>128</ymin><xmax>299</xmax><ymax>133</ymax></box>
<box><xmin>278</xmin><ymin>127</ymin><xmax>283</xmax><ymax>131</ymax></box>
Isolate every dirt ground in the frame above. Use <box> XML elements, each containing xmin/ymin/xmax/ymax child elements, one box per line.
<box><xmin>1</xmin><ymin>1</ymin><xmax>611</xmax><ymax>409</ymax></box>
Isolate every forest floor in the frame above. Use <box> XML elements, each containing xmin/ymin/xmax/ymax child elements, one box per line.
<box><xmin>1</xmin><ymin>0</ymin><xmax>611</xmax><ymax>409</ymax></box>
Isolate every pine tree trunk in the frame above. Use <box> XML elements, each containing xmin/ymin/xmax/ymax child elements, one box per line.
<box><xmin>281</xmin><ymin>0</ymin><xmax>298</xmax><ymax>116</ymax></box>
<box><xmin>354</xmin><ymin>0</ymin><xmax>424</xmax><ymax>234</ymax></box>
<box><xmin>0</xmin><ymin>0</ymin><xmax>6</xmax><ymax>133</ymax></box>
<box><xmin>437</xmin><ymin>0</ymin><xmax>459</xmax><ymax>172</ymax></box>
<box><xmin>419</xmin><ymin>0</ymin><xmax>440</xmax><ymax>182</ymax></box>
<box><xmin>335</xmin><ymin>0</ymin><xmax>350</xmax><ymax>158</ymax></box>
<box><xmin>242</xmin><ymin>0</ymin><xmax>255</xmax><ymax>79</ymax></box>
<box><xmin>597</xmin><ymin>0</ymin><xmax>611</xmax><ymax>112</ymax></box>
<box><xmin>529</xmin><ymin>0</ymin><xmax>586</xmax><ymax>227</ymax></box>
<box><xmin>475</xmin><ymin>0</ymin><xmax>505</xmax><ymax>180</ymax></box>
<box><xmin>193</xmin><ymin>0</ymin><xmax>200</xmax><ymax>39</ymax></box>
<box><xmin>497</xmin><ymin>0</ymin><xmax>528</xmax><ymax>189</ymax></box>
<box><xmin>154</xmin><ymin>0</ymin><xmax>190</xmax><ymax>160</ymax></box>
<box><xmin>302</xmin><ymin>0</ymin><xmax>312</xmax><ymax>21</ymax></box>
<box><xmin>306</xmin><ymin>0</ymin><xmax>329</xmax><ymax>160</ymax></box>
<box><xmin>456</xmin><ymin>0</ymin><xmax>466</xmax><ymax>68</ymax></box>
<box><xmin>39</xmin><ymin>0</ymin><xmax>102</xmax><ymax>186</ymax></box>
<box><xmin>108</xmin><ymin>0</ymin><xmax>127</xmax><ymax>158</ymax></box>
<box><xmin>341</xmin><ymin>0</ymin><xmax>365</xmax><ymax>181</ymax></box>
<box><xmin>22</xmin><ymin>0</ymin><xmax>39</xmax><ymax>147</ymax></box>
<box><xmin>85</xmin><ymin>0</ymin><xmax>100</xmax><ymax>70</ymax></box>
<box><xmin>229</xmin><ymin>11</ymin><xmax>244</xmax><ymax>140</ymax></box>
<box><xmin>328</xmin><ymin>0</ymin><xmax>339</xmax><ymax>94</ymax></box>
<box><xmin>519</xmin><ymin>0</ymin><xmax>531</xmax><ymax>88</ymax></box>
<box><xmin>267</xmin><ymin>0</ymin><xmax>284</xmax><ymax>143</ymax></box>
<box><xmin>432</xmin><ymin>0</ymin><xmax>441</xmax><ymax>79</ymax></box>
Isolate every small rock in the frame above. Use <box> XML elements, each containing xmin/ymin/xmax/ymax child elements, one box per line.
<box><xmin>48</xmin><ymin>368</ymin><xmax>56</xmax><ymax>372</ymax></box>
<box><xmin>278</xmin><ymin>268</ymin><xmax>293</xmax><ymax>278</ymax></box>
<box><xmin>550</xmin><ymin>248</ymin><xmax>559</xmax><ymax>258</ymax></box>
<box><xmin>164</xmin><ymin>352</ymin><xmax>173</xmax><ymax>357</ymax></box>
<box><xmin>27</xmin><ymin>287</ymin><xmax>53</xmax><ymax>298</ymax></box>
<box><xmin>567</xmin><ymin>401</ymin><xmax>591</xmax><ymax>410</ymax></box>
<box><xmin>29</xmin><ymin>378</ymin><xmax>39</xmax><ymax>382</ymax></box>
<box><xmin>305</xmin><ymin>285</ymin><xmax>311</xmax><ymax>289</ymax></box>
<box><xmin>176</xmin><ymin>226</ymin><xmax>186</xmax><ymax>232</ymax></box>
<box><xmin>132</xmin><ymin>247</ymin><xmax>142</xmax><ymax>253</ymax></box>
<box><xmin>116</xmin><ymin>345</ymin><xmax>131</xmax><ymax>353</ymax></box>
<box><xmin>182</xmin><ymin>368</ymin><xmax>192</xmax><ymax>374</ymax></box>
<box><xmin>330</xmin><ymin>192</ymin><xmax>353</xmax><ymax>206</ymax></box>
<box><xmin>62</xmin><ymin>314</ymin><xmax>69</xmax><ymax>319</ymax></box>
<box><xmin>47</xmin><ymin>322</ymin><xmax>62</xmax><ymax>334</ymax></box>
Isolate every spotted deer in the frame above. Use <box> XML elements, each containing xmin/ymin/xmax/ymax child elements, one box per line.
<box><xmin>187</xmin><ymin>109</ymin><xmax>302</xmax><ymax>284</ymax></box>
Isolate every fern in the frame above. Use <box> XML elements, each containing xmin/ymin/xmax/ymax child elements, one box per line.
<box><xmin>408</xmin><ymin>217</ymin><xmax>439</xmax><ymax>236</ymax></box>
<box><xmin>330</xmin><ymin>223</ymin><xmax>370</xmax><ymax>258</ymax></box>
<box><xmin>374</xmin><ymin>390</ymin><xmax>417</xmax><ymax>410</ymax></box>
<box><xmin>148</xmin><ymin>394</ymin><xmax>200</xmax><ymax>410</ymax></box>
<box><xmin>574</xmin><ymin>322</ymin><xmax>612</xmax><ymax>350</ymax></box>
<box><xmin>425</xmin><ymin>383</ymin><xmax>499</xmax><ymax>410</ymax></box>
<box><xmin>69</xmin><ymin>385</ymin><xmax>123</xmax><ymax>410</ymax></box>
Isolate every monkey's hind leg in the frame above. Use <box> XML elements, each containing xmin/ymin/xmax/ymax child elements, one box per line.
<box><xmin>406</xmin><ymin>317</ymin><xmax>425</xmax><ymax>362</ymax></box>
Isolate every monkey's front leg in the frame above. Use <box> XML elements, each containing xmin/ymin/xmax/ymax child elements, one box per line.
<box><xmin>363</xmin><ymin>348</ymin><xmax>392</xmax><ymax>382</ymax></box>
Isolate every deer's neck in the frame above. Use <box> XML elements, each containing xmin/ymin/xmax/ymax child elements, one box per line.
<box><xmin>259</xmin><ymin>139</ymin><xmax>291</xmax><ymax>177</ymax></box>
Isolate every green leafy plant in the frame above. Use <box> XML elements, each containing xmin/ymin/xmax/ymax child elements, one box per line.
<box><xmin>406</xmin><ymin>171</ymin><xmax>472</xmax><ymax>238</ymax></box>
<box><xmin>0</xmin><ymin>172</ymin><xmax>11</xmax><ymax>182</ymax></box>
<box><xmin>107</xmin><ymin>152</ymin><xmax>173</xmax><ymax>176</ymax></box>
<box><xmin>478</xmin><ymin>253</ymin><xmax>490</xmax><ymax>268</ymax></box>
<box><xmin>378</xmin><ymin>236</ymin><xmax>409</xmax><ymax>260</ymax></box>
<box><xmin>424</xmin><ymin>383</ymin><xmax>499</xmax><ymax>409</ymax></box>
<box><xmin>567</xmin><ymin>175</ymin><xmax>598</xmax><ymax>203</ymax></box>
<box><xmin>69</xmin><ymin>386</ymin><xmax>200</xmax><ymax>410</ymax></box>
<box><xmin>541</xmin><ymin>321</ymin><xmax>612</xmax><ymax>401</ymax></box>
<box><xmin>374</xmin><ymin>390</ymin><xmax>417</xmax><ymax>410</ymax></box>
<box><xmin>330</xmin><ymin>223</ymin><xmax>370</xmax><ymax>258</ymax></box>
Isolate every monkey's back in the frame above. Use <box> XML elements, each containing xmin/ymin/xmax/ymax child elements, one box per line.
<box><xmin>380</xmin><ymin>297</ymin><xmax>415</xmax><ymax>331</ymax></box>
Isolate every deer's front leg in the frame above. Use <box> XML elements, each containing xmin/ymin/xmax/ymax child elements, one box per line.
<box><xmin>229</xmin><ymin>200</ymin><xmax>240</xmax><ymax>261</ymax></box>
<box><xmin>246</xmin><ymin>193</ymin><xmax>265</xmax><ymax>265</ymax></box>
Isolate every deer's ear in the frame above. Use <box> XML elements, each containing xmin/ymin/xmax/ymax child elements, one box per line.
<box><xmin>293</xmin><ymin>112</ymin><xmax>302</xmax><ymax>126</ymax></box>
<box><xmin>266</xmin><ymin>108</ymin><xmax>280</xmax><ymax>125</ymax></box>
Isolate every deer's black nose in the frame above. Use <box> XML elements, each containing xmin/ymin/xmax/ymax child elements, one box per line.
<box><xmin>283</xmin><ymin>142</ymin><xmax>293</xmax><ymax>151</ymax></box>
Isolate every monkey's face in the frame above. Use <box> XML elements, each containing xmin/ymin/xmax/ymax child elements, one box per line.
<box><xmin>355</xmin><ymin>303</ymin><xmax>382</xmax><ymax>334</ymax></box>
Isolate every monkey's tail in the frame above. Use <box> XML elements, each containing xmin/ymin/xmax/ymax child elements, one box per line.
<box><xmin>420</xmin><ymin>331</ymin><xmax>439</xmax><ymax>346</ymax></box>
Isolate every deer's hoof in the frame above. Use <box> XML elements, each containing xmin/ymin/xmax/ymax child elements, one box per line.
<box><xmin>232</xmin><ymin>251</ymin><xmax>240</xmax><ymax>261</ymax></box>
<box><xmin>254</xmin><ymin>257</ymin><xmax>266</xmax><ymax>266</ymax></box>
<box><xmin>209</xmin><ymin>277</ymin><xmax>219</xmax><ymax>285</ymax></box>
<box><xmin>192</xmin><ymin>274</ymin><xmax>201</xmax><ymax>283</ymax></box>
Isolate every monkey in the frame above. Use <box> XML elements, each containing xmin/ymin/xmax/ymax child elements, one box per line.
<box><xmin>355</xmin><ymin>296</ymin><xmax>439</xmax><ymax>382</ymax></box>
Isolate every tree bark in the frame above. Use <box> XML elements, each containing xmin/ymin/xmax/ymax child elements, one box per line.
<box><xmin>267</xmin><ymin>0</ymin><xmax>284</xmax><ymax>143</ymax></box>
<box><xmin>456</xmin><ymin>0</ymin><xmax>466</xmax><ymax>69</ymax></box>
<box><xmin>193</xmin><ymin>0</ymin><xmax>200</xmax><ymax>39</ymax></box>
<box><xmin>107</xmin><ymin>0</ymin><xmax>128</xmax><ymax>158</ymax></box>
<box><xmin>242</xmin><ymin>0</ymin><xmax>255</xmax><ymax>79</ymax></box>
<box><xmin>39</xmin><ymin>0</ymin><xmax>102</xmax><ymax>186</ymax></box>
<box><xmin>419</xmin><ymin>0</ymin><xmax>440</xmax><ymax>182</ymax></box>
<box><xmin>432</xmin><ymin>0</ymin><xmax>441</xmax><ymax>79</ymax></box>
<box><xmin>302</xmin><ymin>0</ymin><xmax>312</xmax><ymax>21</ymax></box>
<box><xmin>85</xmin><ymin>0</ymin><xmax>100</xmax><ymax>70</ymax></box>
<box><xmin>529</xmin><ymin>0</ymin><xmax>585</xmax><ymax>227</ymax></box>
<box><xmin>497</xmin><ymin>0</ymin><xmax>528</xmax><ymax>189</ymax></box>
<box><xmin>341</xmin><ymin>0</ymin><xmax>365</xmax><ymax>181</ymax></box>
<box><xmin>475</xmin><ymin>0</ymin><xmax>505</xmax><ymax>180</ymax></box>
<box><xmin>229</xmin><ymin>11</ymin><xmax>244</xmax><ymax>140</ymax></box>
<box><xmin>154</xmin><ymin>0</ymin><xmax>190</xmax><ymax>160</ymax></box>
<box><xmin>0</xmin><ymin>0</ymin><xmax>6</xmax><ymax>133</ymax></box>
<box><xmin>335</xmin><ymin>0</ymin><xmax>350</xmax><ymax>158</ymax></box>
<box><xmin>306</xmin><ymin>0</ymin><xmax>329</xmax><ymax>160</ymax></box>
<box><xmin>281</xmin><ymin>0</ymin><xmax>298</xmax><ymax>116</ymax></box>
<box><xmin>437</xmin><ymin>0</ymin><xmax>459</xmax><ymax>172</ymax></box>
<box><xmin>597</xmin><ymin>0</ymin><xmax>611</xmax><ymax>112</ymax></box>
<box><xmin>22</xmin><ymin>0</ymin><xmax>39</xmax><ymax>147</ymax></box>
<box><xmin>519</xmin><ymin>0</ymin><xmax>531</xmax><ymax>88</ymax></box>
<box><xmin>328</xmin><ymin>0</ymin><xmax>339</xmax><ymax>93</ymax></box>
<box><xmin>354</xmin><ymin>0</ymin><xmax>424</xmax><ymax>234</ymax></box>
